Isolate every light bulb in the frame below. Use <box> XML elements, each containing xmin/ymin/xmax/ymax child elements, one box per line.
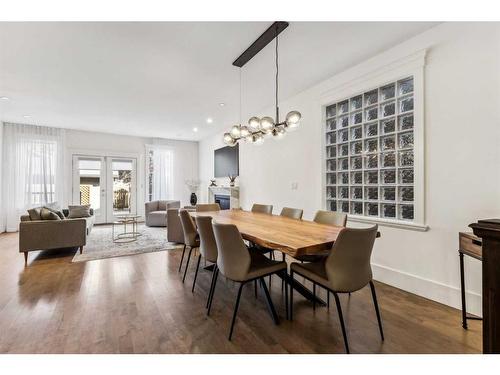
<box><xmin>286</xmin><ymin>111</ymin><xmax>302</xmax><ymax>128</ymax></box>
<box><xmin>240</xmin><ymin>126</ymin><xmax>250</xmax><ymax>138</ymax></box>
<box><xmin>248</xmin><ymin>116</ymin><xmax>261</xmax><ymax>131</ymax></box>
<box><xmin>273</xmin><ymin>126</ymin><xmax>286</xmax><ymax>140</ymax></box>
<box><xmin>260</xmin><ymin>116</ymin><xmax>275</xmax><ymax>134</ymax></box>
<box><xmin>227</xmin><ymin>137</ymin><xmax>237</xmax><ymax>147</ymax></box>
<box><xmin>223</xmin><ymin>132</ymin><xmax>233</xmax><ymax>145</ymax></box>
<box><xmin>230</xmin><ymin>124</ymin><xmax>241</xmax><ymax>138</ymax></box>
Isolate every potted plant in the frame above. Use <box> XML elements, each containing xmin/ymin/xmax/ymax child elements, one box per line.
<box><xmin>185</xmin><ymin>179</ymin><xmax>201</xmax><ymax>205</ymax></box>
<box><xmin>228</xmin><ymin>174</ymin><xmax>237</xmax><ymax>187</ymax></box>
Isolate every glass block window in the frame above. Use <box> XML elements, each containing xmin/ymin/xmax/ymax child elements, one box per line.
<box><xmin>325</xmin><ymin>76</ymin><xmax>415</xmax><ymax>221</ymax></box>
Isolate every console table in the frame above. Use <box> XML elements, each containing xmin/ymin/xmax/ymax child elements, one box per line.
<box><xmin>469</xmin><ymin>219</ymin><xmax>500</xmax><ymax>353</ymax></box>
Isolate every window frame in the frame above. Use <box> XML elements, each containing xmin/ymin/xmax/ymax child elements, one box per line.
<box><xmin>320</xmin><ymin>51</ymin><xmax>427</xmax><ymax>231</ymax></box>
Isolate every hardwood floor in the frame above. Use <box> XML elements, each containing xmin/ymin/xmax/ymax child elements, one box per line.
<box><xmin>0</xmin><ymin>232</ymin><xmax>481</xmax><ymax>354</ymax></box>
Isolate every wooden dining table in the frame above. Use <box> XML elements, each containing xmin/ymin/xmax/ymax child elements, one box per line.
<box><xmin>189</xmin><ymin>209</ymin><xmax>362</xmax><ymax>306</ymax></box>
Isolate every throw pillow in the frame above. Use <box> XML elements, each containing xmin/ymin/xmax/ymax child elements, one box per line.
<box><xmin>68</xmin><ymin>205</ymin><xmax>91</xmax><ymax>218</ymax></box>
<box><xmin>40</xmin><ymin>207</ymin><xmax>61</xmax><ymax>220</ymax></box>
<box><xmin>27</xmin><ymin>207</ymin><xmax>42</xmax><ymax>221</ymax></box>
<box><xmin>44</xmin><ymin>206</ymin><xmax>65</xmax><ymax>220</ymax></box>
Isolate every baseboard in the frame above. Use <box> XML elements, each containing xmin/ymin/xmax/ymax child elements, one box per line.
<box><xmin>372</xmin><ymin>263</ymin><xmax>482</xmax><ymax>317</ymax></box>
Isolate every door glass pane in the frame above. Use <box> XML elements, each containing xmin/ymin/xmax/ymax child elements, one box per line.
<box><xmin>112</xmin><ymin>160</ymin><xmax>133</xmax><ymax>215</ymax></box>
<box><xmin>78</xmin><ymin>158</ymin><xmax>101</xmax><ymax>213</ymax></box>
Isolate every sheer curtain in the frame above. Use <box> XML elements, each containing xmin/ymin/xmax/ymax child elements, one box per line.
<box><xmin>150</xmin><ymin>146</ymin><xmax>174</xmax><ymax>201</ymax></box>
<box><xmin>2</xmin><ymin>123</ymin><xmax>66</xmax><ymax>232</ymax></box>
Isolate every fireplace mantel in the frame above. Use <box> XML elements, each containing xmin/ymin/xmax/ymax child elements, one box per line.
<box><xmin>208</xmin><ymin>186</ymin><xmax>239</xmax><ymax>209</ymax></box>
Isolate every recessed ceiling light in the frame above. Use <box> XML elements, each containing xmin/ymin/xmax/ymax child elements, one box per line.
<box><xmin>219</xmin><ymin>103</ymin><xmax>225</xmax><ymax>107</ymax></box>
<box><xmin>206</xmin><ymin>118</ymin><xmax>213</xmax><ymax>124</ymax></box>
<box><xmin>193</xmin><ymin>127</ymin><xmax>198</xmax><ymax>132</ymax></box>
<box><xmin>0</xmin><ymin>96</ymin><xmax>10</xmax><ymax>101</ymax></box>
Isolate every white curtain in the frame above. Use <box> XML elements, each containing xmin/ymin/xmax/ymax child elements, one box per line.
<box><xmin>2</xmin><ymin>123</ymin><xmax>66</xmax><ymax>232</ymax></box>
<box><xmin>151</xmin><ymin>147</ymin><xmax>174</xmax><ymax>201</ymax></box>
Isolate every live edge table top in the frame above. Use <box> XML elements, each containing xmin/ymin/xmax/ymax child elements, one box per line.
<box><xmin>189</xmin><ymin>209</ymin><xmax>347</xmax><ymax>259</ymax></box>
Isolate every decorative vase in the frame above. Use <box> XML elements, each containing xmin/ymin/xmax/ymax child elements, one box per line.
<box><xmin>190</xmin><ymin>192</ymin><xmax>197</xmax><ymax>206</ymax></box>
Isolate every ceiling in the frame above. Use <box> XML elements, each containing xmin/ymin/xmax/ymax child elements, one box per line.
<box><xmin>0</xmin><ymin>22</ymin><xmax>438</xmax><ymax>141</ymax></box>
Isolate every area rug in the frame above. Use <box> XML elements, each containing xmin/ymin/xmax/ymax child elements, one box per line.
<box><xmin>72</xmin><ymin>225</ymin><xmax>183</xmax><ymax>262</ymax></box>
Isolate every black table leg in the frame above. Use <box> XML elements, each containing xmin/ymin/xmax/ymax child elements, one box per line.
<box><xmin>275</xmin><ymin>271</ymin><xmax>326</xmax><ymax>306</ymax></box>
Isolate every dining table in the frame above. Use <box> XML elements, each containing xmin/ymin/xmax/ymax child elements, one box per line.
<box><xmin>189</xmin><ymin>209</ymin><xmax>377</xmax><ymax>306</ymax></box>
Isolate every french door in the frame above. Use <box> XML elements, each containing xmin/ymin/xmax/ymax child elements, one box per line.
<box><xmin>72</xmin><ymin>155</ymin><xmax>137</xmax><ymax>224</ymax></box>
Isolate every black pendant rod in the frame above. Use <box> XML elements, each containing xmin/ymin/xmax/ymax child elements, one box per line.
<box><xmin>232</xmin><ymin>21</ymin><xmax>289</xmax><ymax>68</ymax></box>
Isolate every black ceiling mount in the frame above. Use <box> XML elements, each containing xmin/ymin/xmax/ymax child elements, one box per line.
<box><xmin>232</xmin><ymin>21</ymin><xmax>289</xmax><ymax>67</ymax></box>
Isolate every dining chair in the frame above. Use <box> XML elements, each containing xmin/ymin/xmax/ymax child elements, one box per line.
<box><xmin>208</xmin><ymin>221</ymin><xmax>288</xmax><ymax>340</ymax></box>
<box><xmin>313</xmin><ymin>210</ymin><xmax>347</xmax><ymax>226</ymax></box>
<box><xmin>280</xmin><ymin>207</ymin><xmax>303</xmax><ymax>220</ymax></box>
<box><xmin>178</xmin><ymin>209</ymin><xmax>200</xmax><ymax>283</ymax></box>
<box><xmin>196</xmin><ymin>203</ymin><xmax>221</xmax><ymax>212</ymax></box>
<box><xmin>193</xmin><ymin>216</ymin><xmax>218</xmax><ymax>299</ymax></box>
<box><xmin>290</xmin><ymin>225</ymin><xmax>382</xmax><ymax>354</ymax></box>
<box><xmin>251</xmin><ymin>204</ymin><xmax>273</xmax><ymax>214</ymax></box>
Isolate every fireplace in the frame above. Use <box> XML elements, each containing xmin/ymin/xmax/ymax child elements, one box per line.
<box><xmin>214</xmin><ymin>194</ymin><xmax>230</xmax><ymax>210</ymax></box>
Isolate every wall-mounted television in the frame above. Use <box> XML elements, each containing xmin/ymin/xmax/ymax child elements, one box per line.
<box><xmin>214</xmin><ymin>144</ymin><xmax>239</xmax><ymax>178</ymax></box>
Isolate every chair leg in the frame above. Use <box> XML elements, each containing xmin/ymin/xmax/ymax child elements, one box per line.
<box><xmin>369</xmin><ymin>281</ymin><xmax>384</xmax><ymax>341</ymax></box>
<box><xmin>459</xmin><ymin>252</ymin><xmax>468</xmax><ymax>329</ymax></box>
<box><xmin>290</xmin><ymin>270</ymin><xmax>294</xmax><ymax>321</ymax></box>
<box><xmin>178</xmin><ymin>244</ymin><xmax>186</xmax><ymax>272</ymax></box>
<box><xmin>313</xmin><ymin>283</ymin><xmax>316</xmax><ymax>311</ymax></box>
<box><xmin>79</xmin><ymin>246</ymin><xmax>83</xmax><ymax>254</ymax></box>
<box><xmin>207</xmin><ymin>268</ymin><xmax>219</xmax><ymax>316</ymax></box>
<box><xmin>192</xmin><ymin>253</ymin><xmax>202</xmax><ymax>293</ymax></box>
<box><xmin>182</xmin><ymin>246</ymin><xmax>194</xmax><ymax>283</ymax></box>
<box><xmin>206</xmin><ymin>265</ymin><xmax>218</xmax><ymax>308</ymax></box>
<box><xmin>228</xmin><ymin>283</ymin><xmax>245</xmax><ymax>341</ymax></box>
<box><xmin>260</xmin><ymin>277</ymin><xmax>280</xmax><ymax>325</ymax></box>
<box><xmin>327</xmin><ymin>291</ymin><xmax>330</xmax><ymax>308</ymax></box>
<box><xmin>333</xmin><ymin>292</ymin><xmax>350</xmax><ymax>354</ymax></box>
<box><xmin>283</xmin><ymin>270</ymin><xmax>289</xmax><ymax>320</ymax></box>
<box><xmin>23</xmin><ymin>252</ymin><xmax>28</xmax><ymax>266</ymax></box>
<box><xmin>281</xmin><ymin>253</ymin><xmax>286</xmax><ymax>292</ymax></box>
<box><xmin>254</xmin><ymin>279</ymin><xmax>258</xmax><ymax>298</ymax></box>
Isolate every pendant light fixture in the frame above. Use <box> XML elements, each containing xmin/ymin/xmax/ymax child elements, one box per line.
<box><xmin>223</xmin><ymin>22</ymin><xmax>302</xmax><ymax>146</ymax></box>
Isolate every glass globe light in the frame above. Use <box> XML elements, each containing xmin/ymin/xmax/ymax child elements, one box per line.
<box><xmin>248</xmin><ymin>116</ymin><xmax>261</xmax><ymax>131</ymax></box>
<box><xmin>260</xmin><ymin>116</ymin><xmax>275</xmax><ymax>134</ymax></box>
<box><xmin>240</xmin><ymin>126</ymin><xmax>250</xmax><ymax>138</ymax></box>
<box><xmin>223</xmin><ymin>132</ymin><xmax>233</xmax><ymax>144</ymax></box>
<box><xmin>253</xmin><ymin>133</ymin><xmax>264</xmax><ymax>145</ymax></box>
<box><xmin>244</xmin><ymin>134</ymin><xmax>254</xmax><ymax>142</ymax></box>
<box><xmin>285</xmin><ymin>111</ymin><xmax>302</xmax><ymax>128</ymax></box>
<box><xmin>273</xmin><ymin>126</ymin><xmax>286</xmax><ymax>140</ymax></box>
<box><xmin>230</xmin><ymin>124</ymin><xmax>241</xmax><ymax>138</ymax></box>
<box><xmin>227</xmin><ymin>137</ymin><xmax>237</xmax><ymax>147</ymax></box>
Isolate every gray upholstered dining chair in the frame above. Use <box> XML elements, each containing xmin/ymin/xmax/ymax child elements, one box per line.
<box><xmin>251</xmin><ymin>203</ymin><xmax>273</xmax><ymax>214</ymax></box>
<box><xmin>196</xmin><ymin>203</ymin><xmax>220</xmax><ymax>212</ymax></box>
<box><xmin>178</xmin><ymin>209</ymin><xmax>200</xmax><ymax>283</ymax></box>
<box><xmin>192</xmin><ymin>216</ymin><xmax>218</xmax><ymax>297</ymax></box>
<box><xmin>313</xmin><ymin>210</ymin><xmax>347</xmax><ymax>226</ymax></box>
<box><xmin>208</xmin><ymin>221</ymin><xmax>288</xmax><ymax>340</ymax></box>
<box><xmin>290</xmin><ymin>225</ymin><xmax>382</xmax><ymax>354</ymax></box>
<box><xmin>280</xmin><ymin>207</ymin><xmax>303</xmax><ymax>220</ymax></box>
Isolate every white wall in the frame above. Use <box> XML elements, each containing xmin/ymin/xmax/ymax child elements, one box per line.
<box><xmin>199</xmin><ymin>23</ymin><xmax>500</xmax><ymax>316</ymax></box>
<box><xmin>65</xmin><ymin>129</ymin><xmax>198</xmax><ymax>216</ymax></box>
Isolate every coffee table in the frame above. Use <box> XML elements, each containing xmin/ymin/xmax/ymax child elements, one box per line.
<box><xmin>112</xmin><ymin>215</ymin><xmax>142</xmax><ymax>243</ymax></box>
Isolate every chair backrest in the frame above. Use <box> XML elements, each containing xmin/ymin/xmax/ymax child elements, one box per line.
<box><xmin>313</xmin><ymin>210</ymin><xmax>347</xmax><ymax>227</ymax></box>
<box><xmin>325</xmin><ymin>225</ymin><xmax>378</xmax><ymax>292</ymax></box>
<box><xmin>212</xmin><ymin>221</ymin><xmax>251</xmax><ymax>282</ymax></box>
<box><xmin>194</xmin><ymin>216</ymin><xmax>218</xmax><ymax>263</ymax></box>
<box><xmin>251</xmin><ymin>204</ymin><xmax>273</xmax><ymax>214</ymax></box>
<box><xmin>280</xmin><ymin>207</ymin><xmax>303</xmax><ymax>220</ymax></box>
<box><xmin>196</xmin><ymin>203</ymin><xmax>220</xmax><ymax>212</ymax></box>
<box><xmin>178</xmin><ymin>209</ymin><xmax>198</xmax><ymax>247</ymax></box>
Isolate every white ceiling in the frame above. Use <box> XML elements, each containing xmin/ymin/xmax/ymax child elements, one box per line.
<box><xmin>0</xmin><ymin>22</ymin><xmax>438</xmax><ymax>141</ymax></box>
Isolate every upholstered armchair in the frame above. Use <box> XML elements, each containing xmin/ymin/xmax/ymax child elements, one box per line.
<box><xmin>145</xmin><ymin>200</ymin><xmax>180</xmax><ymax>227</ymax></box>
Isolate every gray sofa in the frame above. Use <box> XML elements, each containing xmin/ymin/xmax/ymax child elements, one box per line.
<box><xmin>19</xmin><ymin>209</ymin><xmax>94</xmax><ymax>265</ymax></box>
<box><xmin>145</xmin><ymin>200</ymin><xmax>180</xmax><ymax>227</ymax></box>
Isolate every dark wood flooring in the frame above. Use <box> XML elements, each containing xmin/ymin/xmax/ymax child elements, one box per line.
<box><xmin>0</xmin><ymin>232</ymin><xmax>481</xmax><ymax>353</ymax></box>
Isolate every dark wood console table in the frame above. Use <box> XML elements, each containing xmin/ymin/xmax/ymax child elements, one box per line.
<box><xmin>469</xmin><ymin>219</ymin><xmax>500</xmax><ymax>353</ymax></box>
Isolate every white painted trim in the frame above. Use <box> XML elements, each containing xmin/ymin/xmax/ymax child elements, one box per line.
<box><xmin>349</xmin><ymin>215</ymin><xmax>428</xmax><ymax>231</ymax></box>
<box><xmin>320</xmin><ymin>49</ymin><xmax>426</xmax><ymax>228</ymax></box>
<box><xmin>372</xmin><ymin>262</ymin><xmax>482</xmax><ymax>317</ymax></box>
